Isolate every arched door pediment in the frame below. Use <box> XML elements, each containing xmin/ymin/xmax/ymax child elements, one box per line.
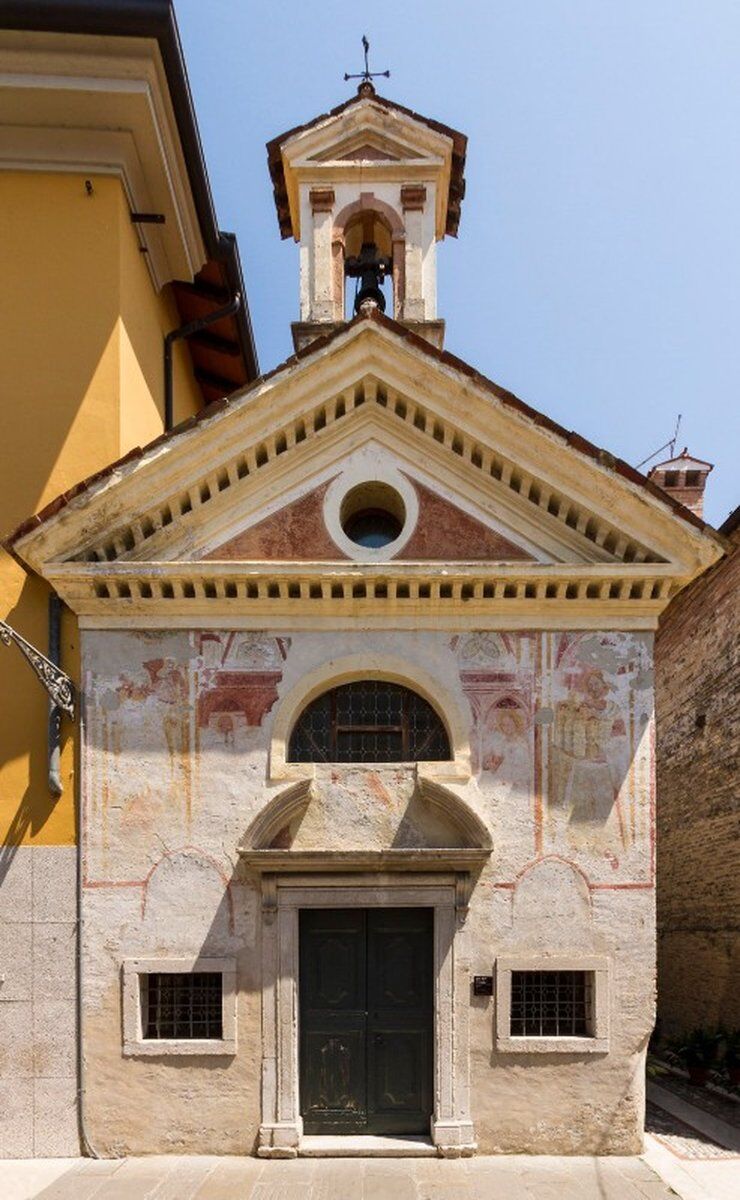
<box><xmin>238</xmin><ymin>772</ymin><xmax>491</xmax><ymax>883</ymax></box>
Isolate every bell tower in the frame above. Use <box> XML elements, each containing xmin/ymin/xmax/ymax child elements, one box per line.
<box><xmin>267</xmin><ymin>76</ymin><xmax>467</xmax><ymax>351</ymax></box>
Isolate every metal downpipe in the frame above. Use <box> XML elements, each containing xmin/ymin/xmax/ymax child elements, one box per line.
<box><xmin>164</xmin><ymin>291</ymin><xmax>242</xmax><ymax>431</ymax></box>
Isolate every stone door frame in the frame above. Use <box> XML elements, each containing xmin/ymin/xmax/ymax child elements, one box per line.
<box><xmin>257</xmin><ymin>872</ymin><xmax>476</xmax><ymax>1158</ymax></box>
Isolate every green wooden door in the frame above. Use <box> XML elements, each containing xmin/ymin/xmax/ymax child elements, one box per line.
<box><xmin>300</xmin><ymin>908</ymin><xmax>433</xmax><ymax>1135</ymax></box>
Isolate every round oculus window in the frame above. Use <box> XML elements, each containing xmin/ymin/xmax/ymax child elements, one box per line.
<box><xmin>340</xmin><ymin>482</ymin><xmax>406</xmax><ymax>549</ymax></box>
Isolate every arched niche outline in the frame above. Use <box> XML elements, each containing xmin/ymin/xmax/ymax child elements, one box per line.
<box><xmin>240</xmin><ymin>774</ymin><xmax>490</xmax><ymax>857</ymax></box>
<box><xmin>332</xmin><ymin>193</ymin><xmax>406</xmax><ymax>319</ymax></box>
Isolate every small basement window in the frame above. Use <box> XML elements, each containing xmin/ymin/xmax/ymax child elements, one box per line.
<box><xmin>142</xmin><ymin>972</ymin><xmax>223</xmax><ymax>1041</ymax></box>
<box><xmin>122</xmin><ymin>957</ymin><xmax>236</xmax><ymax>1056</ymax></box>
<box><xmin>495</xmin><ymin>956</ymin><xmax>609</xmax><ymax>1053</ymax></box>
<box><xmin>510</xmin><ymin>970</ymin><xmax>592</xmax><ymax>1038</ymax></box>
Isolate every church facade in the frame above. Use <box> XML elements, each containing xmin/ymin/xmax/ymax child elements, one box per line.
<box><xmin>6</xmin><ymin>82</ymin><xmax>724</xmax><ymax>1158</ymax></box>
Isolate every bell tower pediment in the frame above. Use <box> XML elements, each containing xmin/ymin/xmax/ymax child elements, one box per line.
<box><xmin>267</xmin><ymin>85</ymin><xmax>467</xmax><ymax>353</ymax></box>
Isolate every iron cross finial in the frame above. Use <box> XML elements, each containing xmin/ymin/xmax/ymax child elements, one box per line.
<box><xmin>344</xmin><ymin>35</ymin><xmax>390</xmax><ymax>88</ymax></box>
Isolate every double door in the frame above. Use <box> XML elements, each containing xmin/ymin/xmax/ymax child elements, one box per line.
<box><xmin>299</xmin><ymin>907</ymin><xmax>433</xmax><ymax>1135</ymax></box>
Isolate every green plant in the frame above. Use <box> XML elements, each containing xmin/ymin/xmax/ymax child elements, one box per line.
<box><xmin>720</xmin><ymin>1029</ymin><xmax>740</xmax><ymax>1084</ymax></box>
<box><xmin>646</xmin><ymin>1052</ymin><xmax>670</xmax><ymax>1079</ymax></box>
<box><xmin>723</xmin><ymin>1029</ymin><xmax>740</xmax><ymax>1067</ymax></box>
<box><xmin>677</xmin><ymin>1028</ymin><xmax>721</xmax><ymax>1068</ymax></box>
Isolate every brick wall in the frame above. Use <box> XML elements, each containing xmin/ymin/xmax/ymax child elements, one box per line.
<box><xmin>655</xmin><ymin>517</ymin><xmax>740</xmax><ymax>1037</ymax></box>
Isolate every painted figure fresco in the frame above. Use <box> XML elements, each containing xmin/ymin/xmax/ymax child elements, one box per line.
<box><xmin>542</xmin><ymin>632</ymin><xmax>653</xmax><ymax>872</ymax></box>
<box><xmin>452</xmin><ymin>630</ymin><xmax>654</xmax><ymax>881</ymax></box>
<box><xmin>195</xmin><ymin>632</ymin><xmax>290</xmax><ymax>746</ymax></box>
<box><xmin>453</xmin><ymin>632</ymin><xmax>535</xmax><ymax>784</ymax></box>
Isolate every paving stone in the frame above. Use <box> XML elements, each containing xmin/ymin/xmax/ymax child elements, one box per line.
<box><xmin>415</xmin><ymin>1160</ymin><xmax>475</xmax><ymax>1200</ymax></box>
<box><xmin>311</xmin><ymin>1156</ymin><xmax>367</xmax><ymax>1195</ymax></box>
<box><xmin>629</xmin><ymin>1180</ymin><xmax>680</xmax><ymax>1199</ymax></box>
<box><xmin>310</xmin><ymin>1157</ymin><xmax>365</xmax><ymax>1200</ymax></box>
<box><xmin>190</xmin><ymin>1156</ymin><xmax>264</xmax><ymax>1199</ymax></box>
<box><xmin>577</xmin><ymin>1163</ymin><xmax>659</xmax><ymax>1200</ymax></box>
<box><xmin>365</xmin><ymin>1161</ymin><xmax>417</xmax><ymax>1200</ymax></box>
<box><xmin>0</xmin><ymin>1152</ymin><xmax>723</xmax><ymax>1200</ymax></box>
<box><xmin>523</xmin><ymin>1170</ymin><xmax>595</xmax><ymax>1200</ymax></box>
<box><xmin>250</xmin><ymin>1180</ymin><xmax>314</xmax><ymax>1200</ymax></box>
<box><xmin>150</xmin><ymin>1157</ymin><xmax>224</xmax><ymax>1199</ymax></box>
<box><xmin>79</xmin><ymin>1157</ymin><xmax>181</xmax><ymax>1199</ymax></box>
<box><xmin>31</xmin><ymin>1173</ymin><xmax>116</xmax><ymax>1200</ymax></box>
<box><xmin>469</xmin><ymin>1172</ymin><xmax>532</xmax><ymax>1200</ymax></box>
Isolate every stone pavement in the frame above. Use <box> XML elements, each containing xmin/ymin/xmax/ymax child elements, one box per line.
<box><xmin>0</xmin><ymin>1152</ymin><xmax>687</xmax><ymax>1200</ymax></box>
<box><xmin>643</xmin><ymin>1098</ymin><xmax>740</xmax><ymax>1200</ymax></box>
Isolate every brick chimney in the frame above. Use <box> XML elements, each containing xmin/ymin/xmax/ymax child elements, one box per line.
<box><xmin>647</xmin><ymin>448</ymin><xmax>713</xmax><ymax>518</ymax></box>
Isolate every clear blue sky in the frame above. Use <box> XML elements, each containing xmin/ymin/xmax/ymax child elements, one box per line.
<box><xmin>176</xmin><ymin>0</ymin><xmax>739</xmax><ymax>527</ymax></box>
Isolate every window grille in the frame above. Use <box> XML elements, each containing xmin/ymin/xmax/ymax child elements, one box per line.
<box><xmin>510</xmin><ymin>970</ymin><xmax>593</xmax><ymax>1038</ymax></box>
<box><xmin>288</xmin><ymin>680</ymin><xmax>451</xmax><ymax>763</ymax></box>
<box><xmin>141</xmin><ymin>972</ymin><xmax>223</xmax><ymax>1040</ymax></box>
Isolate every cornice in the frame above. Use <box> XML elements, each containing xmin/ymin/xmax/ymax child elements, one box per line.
<box><xmin>0</xmin><ymin>36</ymin><xmax>207</xmax><ymax>286</ymax></box>
<box><xmin>48</xmin><ymin>560</ymin><xmax>678</xmax><ymax>630</ymax></box>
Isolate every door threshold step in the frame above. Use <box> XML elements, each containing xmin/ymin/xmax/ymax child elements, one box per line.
<box><xmin>299</xmin><ymin>1134</ymin><xmax>437</xmax><ymax>1158</ymax></box>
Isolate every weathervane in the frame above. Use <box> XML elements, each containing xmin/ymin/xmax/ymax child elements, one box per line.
<box><xmin>344</xmin><ymin>35</ymin><xmax>390</xmax><ymax>90</ymax></box>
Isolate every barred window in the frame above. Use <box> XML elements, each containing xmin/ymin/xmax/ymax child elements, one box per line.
<box><xmin>288</xmin><ymin>680</ymin><xmax>451</xmax><ymax>763</ymax></box>
<box><xmin>510</xmin><ymin>970</ymin><xmax>593</xmax><ymax>1038</ymax></box>
<box><xmin>141</xmin><ymin>972</ymin><xmax>223</xmax><ymax>1040</ymax></box>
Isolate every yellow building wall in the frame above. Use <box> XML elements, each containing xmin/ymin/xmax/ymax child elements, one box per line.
<box><xmin>0</xmin><ymin>170</ymin><xmax>202</xmax><ymax>847</ymax></box>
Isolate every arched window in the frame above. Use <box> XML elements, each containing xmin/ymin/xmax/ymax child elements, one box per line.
<box><xmin>287</xmin><ymin>680</ymin><xmax>451</xmax><ymax>764</ymax></box>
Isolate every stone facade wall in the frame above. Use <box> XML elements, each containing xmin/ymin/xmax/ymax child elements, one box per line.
<box><xmin>655</xmin><ymin>525</ymin><xmax>740</xmax><ymax>1038</ymax></box>
<box><xmin>0</xmin><ymin>847</ymin><xmax>78</xmax><ymax>1156</ymax></box>
<box><xmin>80</xmin><ymin>626</ymin><xmax>656</xmax><ymax>1155</ymax></box>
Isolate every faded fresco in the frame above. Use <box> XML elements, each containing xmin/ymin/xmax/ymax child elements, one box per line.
<box><xmin>545</xmin><ymin>633</ymin><xmax>653</xmax><ymax>858</ymax></box>
<box><xmin>80</xmin><ymin>625</ymin><xmax>655</xmax><ymax>1156</ymax></box>
<box><xmin>84</xmin><ymin>628</ymin><xmax>653</xmax><ymax>889</ymax></box>
<box><xmin>453</xmin><ymin>629</ymin><xmax>654</xmax><ymax>884</ymax></box>
<box><xmin>84</xmin><ymin>631</ymin><xmax>289</xmax><ymax>882</ymax></box>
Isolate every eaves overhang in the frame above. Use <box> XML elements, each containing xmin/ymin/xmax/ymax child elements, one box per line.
<box><xmin>0</xmin><ymin>0</ymin><xmax>258</xmax><ymax>383</ymax></box>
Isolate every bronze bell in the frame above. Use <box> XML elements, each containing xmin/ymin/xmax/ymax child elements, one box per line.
<box><xmin>345</xmin><ymin>241</ymin><xmax>392</xmax><ymax>313</ymax></box>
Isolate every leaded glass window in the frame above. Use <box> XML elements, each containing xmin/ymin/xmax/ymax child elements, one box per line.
<box><xmin>510</xmin><ymin>970</ymin><xmax>593</xmax><ymax>1038</ymax></box>
<box><xmin>288</xmin><ymin>680</ymin><xmax>451</xmax><ymax>763</ymax></box>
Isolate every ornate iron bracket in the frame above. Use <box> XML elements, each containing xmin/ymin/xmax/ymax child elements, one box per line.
<box><xmin>0</xmin><ymin>619</ymin><xmax>75</xmax><ymax>719</ymax></box>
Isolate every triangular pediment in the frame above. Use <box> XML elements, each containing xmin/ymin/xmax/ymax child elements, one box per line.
<box><xmin>308</xmin><ymin>132</ymin><xmax>423</xmax><ymax>164</ymax></box>
<box><xmin>6</xmin><ymin>313</ymin><xmax>722</xmax><ymax>624</ymax></box>
<box><xmin>200</xmin><ymin>462</ymin><xmax>537</xmax><ymax>564</ymax></box>
<box><xmin>272</xmin><ymin>94</ymin><xmax>462</xmax><ymax>240</ymax></box>
<box><xmin>288</xmin><ymin>99</ymin><xmax>450</xmax><ymax>167</ymax></box>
